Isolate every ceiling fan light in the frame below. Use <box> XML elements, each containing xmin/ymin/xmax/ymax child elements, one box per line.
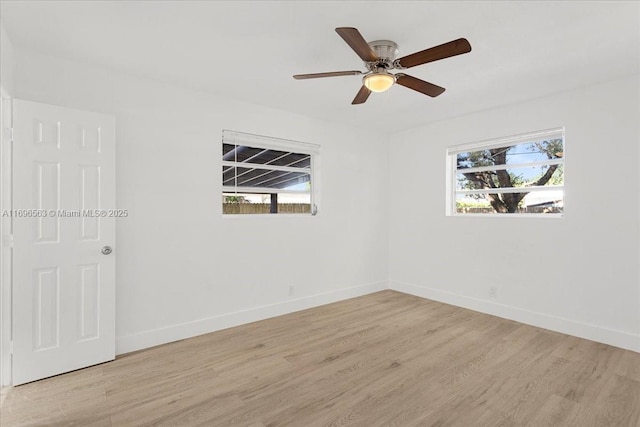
<box><xmin>363</xmin><ymin>73</ymin><xmax>395</xmax><ymax>93</ymax></box>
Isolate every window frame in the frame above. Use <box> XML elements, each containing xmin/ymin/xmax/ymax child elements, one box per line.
<box><xmin>446</xmin><ymin>127</ymin><xmax>565</xmax><ymax>218</ymax></box>
<box><xmin>221</xmin><ymin>130</ymin><xmax>319</xmax><ymax>217</ymax></box>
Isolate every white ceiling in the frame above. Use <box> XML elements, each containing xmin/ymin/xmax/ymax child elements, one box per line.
<box><xmin>1</xmin><ymin>1</ymin><xmax>639</xmax><ymax>133</ymax></box>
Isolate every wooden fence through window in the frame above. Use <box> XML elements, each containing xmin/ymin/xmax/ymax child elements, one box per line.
<box><xmin>456</xmin><ymin>207</ymin><xmax>563</xmax><ymax>214</ymax></box>
<box><xmin>223</xmin><ymin>203</ymin><xmax>311</xmax><ymax>214</ymax></box>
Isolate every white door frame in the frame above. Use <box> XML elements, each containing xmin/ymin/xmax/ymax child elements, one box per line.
<box><xmin>0</xmin><ymin>90</ymin><xmax>13</xmax><ymax>387</ymax></box>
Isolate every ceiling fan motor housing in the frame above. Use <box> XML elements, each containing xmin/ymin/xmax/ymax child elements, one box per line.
<box><xmin>367</xmin><ymin>40</ymin><xmax>399</xmax><ymax>70</ymax></box>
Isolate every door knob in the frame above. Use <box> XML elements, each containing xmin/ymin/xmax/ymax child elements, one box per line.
<box><xmin>101</xmin><ymin>246</ymin><xmax>113</xmax><ymax>255</ymax></box>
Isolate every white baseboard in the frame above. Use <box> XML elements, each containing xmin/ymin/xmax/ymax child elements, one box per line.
<box><xmin>117</xmin><ymin>279</ymin><xmax>639</xmax><ymax>356</ymax></box>
<box><xmin>116</xmin><ymin>281</ymin><xmax>388</xmax><ymax>355</ymax></box>
<box><xmin>389</xmin><ymin>280</ymin><xmax>640</xmax><ymax>353</ymax></box>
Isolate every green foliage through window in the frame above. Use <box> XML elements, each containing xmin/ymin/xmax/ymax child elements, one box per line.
<box><xmin>449</xmin><ymin>129</ymin><xmax>564</xmax><ymax>215</ymax></box>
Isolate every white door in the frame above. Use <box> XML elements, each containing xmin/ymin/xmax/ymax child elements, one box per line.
<box><xmin>11</xmin><ymin>99</ymin><xmax>116</xmax><ymax>385</ymax></box>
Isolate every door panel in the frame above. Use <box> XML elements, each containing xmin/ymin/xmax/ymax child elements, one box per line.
<box><xmin>12</xmin><ymin>99</ymin><xmax>115</xmax><ymax>385</ymax></box>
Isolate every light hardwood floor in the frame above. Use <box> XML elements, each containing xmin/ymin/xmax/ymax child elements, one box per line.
<box><xmin>2</xmin><ymin>290</ymin><xmax>639</xmax><ymax>426</ymax></box>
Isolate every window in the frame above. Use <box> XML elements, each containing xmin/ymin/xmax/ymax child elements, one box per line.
<box><xmin>222</xmin><ymin>130</ymin><xmax>318</xmax><ymax>215</ymax></box>
<box><xmin>447</xmin><ymin>128</ymin><xmax>564</xmax><ymax>216</ymax></box>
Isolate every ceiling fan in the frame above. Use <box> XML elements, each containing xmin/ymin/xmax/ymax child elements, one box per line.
<box><xmin>293</xmin><ymin>27</ymin><xmax>471</xmax><ymax>105</ymax></box>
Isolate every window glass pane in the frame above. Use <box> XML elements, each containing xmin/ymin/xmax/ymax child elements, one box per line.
<box><xmin>221</xmin><ymin>166</ymin><xmax>310</xmax><ymax>190</ymax></box>
<box><xmin>241</xmin><ymin>170</ymin><xmax>310</xmax><ymax>189</ymax></box>
<box><xmin>455</xmin><ymin>191</ymin><xmax>563</xmax><ymax>214</ymax></box>
<box><xmin>456</xmin><ymin>139</ymin><xmax>564</xmax><ymax>168</ymax></box>
<box><xmin>521</xmin><ymin>190</ymin><xmax>563</xmax><ymax>213</ymax></box>
<box><xmin>222</xmin><ymin>143</ymin><xmax>236</xmax><ymax>156</ymax></box>
<box><xmin>241</xmin><ymin>147</ymin><xmax>288</xmax><ymax>164</ymax></box>
<box><xmin>222</xmin><ymin>192</ymin><xmax>311</xmax><ymax>215</ymax></box>
<box><xmin>456</xmin><ymin>164</ymin><xmax>564</xmax><ymax>191</ymax></box>
<box><xmin>267</xmin><ymin>152</ymin><xmax>311</xmax><ymax>168</ymax></box>
<box><xmin>224</xmin><ymin>144</ymin><xmax>310</xmax><ymax>169</ymax></box>
<box><xmin>222</xmin><ymin>145</ymin><xmax>266</xmax><ymax>162</ymax></box>
<box><xmin>455</xmin><ymin>193</ymin><xmax>494</xmax><ymax>213</ymax></box>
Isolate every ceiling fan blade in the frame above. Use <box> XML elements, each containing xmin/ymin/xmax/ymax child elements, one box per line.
<box><xmin>352</xmin><ymin>86</ymin><xmax>372</xmax><ymax>104</ymax></box>
<box><xmin>396</xmin><ymin>74</ymin><xmax>446</xmax><ymax>97</ymax></box>
<box><xmin>335</xmin><ymin>27</ymin><xmax>378</xmax><ymax>62</ymax></box>
<box><xmin>293</xmin><ymin>70</ymin><xmax>363</xmax><ymax>80</ymax></box>
<box><xmin>396</xmin><ymin>38</ymin><xmax>471</xmax><ymax>69</ymax></box>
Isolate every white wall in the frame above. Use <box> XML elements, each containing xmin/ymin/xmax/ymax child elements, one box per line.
<box><xmin>389</xmin><ymin>75</ymin><xmax>640</xmax><ymax>352</ymax></box>
<box><xmin>0</xmin><ymin>23</ymin><xmax>14</xmax><ymax>94</ymax></box>
<box><xmin>13</xmin><ymin>49</ymin><xmax>390</xmax><ymax>354</ymax></box>
<box><xmin>8</xmin><ymin>47</ymin><xmax>640</xmax><ymax>360</ymax></box>
<box><xmin>0</xmin><ymin>22</ymin><xmax>15</xmax><ymax>386</ymax></box>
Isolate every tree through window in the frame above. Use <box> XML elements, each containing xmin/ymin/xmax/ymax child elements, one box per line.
<box><xmin>448</xmin><ymin>128</ymin><xmax>564</xmax><ymax>215</ymax></box>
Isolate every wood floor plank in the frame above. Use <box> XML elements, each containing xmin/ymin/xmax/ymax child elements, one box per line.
<box><xmin>1</xmin><ymin>290</ymin><xmax>639</xmax><ymax>427</ymax></box>
<box><xmin>578</xmin><ymin>374</ymin><xmax>640</xmax><ymax>426</ymax></box>
<box><xmin>526</xmin><ymin>394</ymin><xmax>585</xmax><ymax>426</ymax></box>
